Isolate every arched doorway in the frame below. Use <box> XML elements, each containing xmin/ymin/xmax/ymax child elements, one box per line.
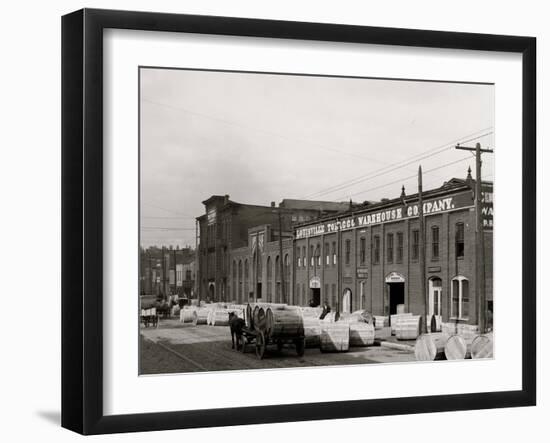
<box><xmin>428</xmin><ymin>277</ymin><xmax>442</xmax><ymax>332</ymax></box>
<box><xmin>385</xmin><ymin>272</ymin><xmax>405</xmax><ymax>316</ymax></box>
<box><xmin>342</xmin><ymin>288</ymin><xmax>352</xmax><ymax>314</ymax></box>
<box><xmin>208</xmin><ymin>282</ymin><xmax>215</xmax><ymax>302</ymax></box>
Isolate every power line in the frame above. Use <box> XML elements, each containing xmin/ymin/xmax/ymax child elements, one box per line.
<box><xmin>302</xmin><ymin>129</ymin><xmax>493</xmax><ymax>200</ymax></box>
<box><xmin>336</xmin><ymin>155</ymin><xmax>472</xmax><ymax>200</ymax></box>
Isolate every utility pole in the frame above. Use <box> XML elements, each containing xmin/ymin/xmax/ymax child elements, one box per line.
<box><xmin>161</xmin><ymin>246</ymin><xmax>166</xmax><ymax>300</ymax></box>
<box><xmin>278</xmin><ymin>206</ymin><xmax>286</xmax><ymax>304</ymax></box>
<box><xmin>195</xmin><ymin>219</ymin><xmax>200</xmax><ymax>303</ymax></box>
<box><xmin>418</xmin><ymin>166</ymin><xmax>428</xmax><ymax>333</ymax></box>
<box><xmin>148</xmin><ymin>251</ymin><xmax>152</xmax><ymax>294</ymax></box>
<box><xmin>173</xmin><ymin>248</ymin><xmax>177</xmax><ymax>297</ymax></box>
<box><xmin>455</xmin><ymin>142</ymin><xmax>493</xmax><ymax>333</ymax></box>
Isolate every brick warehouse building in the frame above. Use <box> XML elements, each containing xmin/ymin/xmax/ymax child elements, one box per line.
<box><xmin>196</xmin><ymin>195</ymin><xmax>350</xmax><ymax>302</ymax></box>
<box><xmin>293</xmin><ymin>174</ymin><xmax>493</xmax><ymax>329</ymax></box>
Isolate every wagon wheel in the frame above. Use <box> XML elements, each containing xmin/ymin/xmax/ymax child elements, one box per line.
<box><xmin>256</xmin><ymin>331</ymin><xmax>266</xmax><ymax>360</ymax></box>
<box><xmin>277</xmin><ymin>340</ymin><xmax>284</xmax><ymax>353</ymax></box>
<box><xmin>295</xmin><ymin>337</ymin><xmax>305</xmax><ymax>357</ymax></box>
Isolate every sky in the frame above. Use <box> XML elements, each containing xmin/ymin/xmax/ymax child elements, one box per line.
<box><xmin>140</xmin><ymin>68</ymin><xmax>494</xmax><ymax>248</ymax></box>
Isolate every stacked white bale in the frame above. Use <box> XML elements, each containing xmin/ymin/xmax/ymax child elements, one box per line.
<box><xmin>192</xmin><ymin>308</ymin><xmax>209</xmax><ymax>325</ymax></box>
<box><xmin>391</xmin><ymin>312</ymin><xmax>413</xmax><ymax>335</ymax></box>
<box><xmin>340</xmin><ymin>310</ymin><xmax>374</xmax><ymax>325</ymax></box>
<box><xmin>179</xmin><ymin>307</ymin><xmax>197</xmax><ymax>323</ymax></box>
<box><xmin>303</xmin><ymin>318</ymin><xmax>321</xmax><ymax>348</ymax></box>
<box><xmin>321</xmin><ymin>311</ymin><xmax>337</xmax><ymax>323</ymax></box>
<box><xmin>301</xmin><ymin>306</ymin><xmax>323</xmax><ymax>319</ymax></box>
<box><xmin>395</xmin><ymin>315</ymin><xmax>422</xmax><ymax>340</ymax></box>
<box><xmin>211</xmin><ymin>309</ymin><xmax>231</xmax><ymax>326</ymax></box>
<box><xmin>348</xmin><ymin>322</ymin><xmax>375</xmax><ymax>347</ymax></box>
<box><xmin>320</xmin><ymin>322</ymin><xmax>350</xmax><ymax>352</ymax></box>
<box><xmin>373</xmin><ymin>315</ymin><xmax>389</xmax><ymax>330</ymax></box>
<box><xmin>471</xmin><ymin>332</ymin><xmax>494</xmax><ymax>359</ymax></box>
<box><xmin>441</xmin><ymin>322</ymin><xmax>479</xmax><ymax>338</ymax></box>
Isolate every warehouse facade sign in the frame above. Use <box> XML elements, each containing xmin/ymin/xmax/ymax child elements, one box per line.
<box><xmin>295</xmin><ymin>191</ymin><xmax>475</xmax><ymax>239</ymax></box>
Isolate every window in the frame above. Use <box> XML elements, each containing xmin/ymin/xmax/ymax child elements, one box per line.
<box><xmin>275</xmin><ymin>255</ymin><xmax>281</xmax><ymax>281</ymax></box>
<box><xmin>238</xmin><ymin>260</ymin><xmax>243</xmax><ymax>301</ymax></box>
<box><xmin>244</xmin><ymin>259</ymin><xmax>249</xmax><ymax>296</ymax></box>
<box><xmin>297</xmin><ymin>246</ymin><xmax>301</xmax><ymax>267</ymax></box>
<box><xmin>387</xmin><ymin>233</ymin><xmax>394</xmax><ymax>263</ymax></box>
<box><xmin>345</xmin><ymin>239</ymin><xmax>351</xmax><ymax>265</ymax></box>
<box><xmin>373</xmin><ymin>235</ymin><xmax>380</xmax><ymax>264</ymax></box>
<box><xmin>456</xmin><ymin>222</ymin><xmax>465</xmax><ymax>258</ymax></box>
<box><xmin>396</xmin><ymin>232</ymin><xmax>403</xmax><ymax>263</ymax></box>
<box><xmin>451</xmin><ymin>276</ymin><xmax>470</xmax><ymax>320</ymax></box>
<box><xmin>316</xmin><ymin>244</ymin><xmax>321</xmax><ymax>266</ymax></box>
<box><xmin>412</xmin><ymin>229</ymin><xmax>419</xmax><ymax>260</ymax></box>
<box><xmin>325</xmin><ymin>242</ymin><xmax>330</xmax><ymax>265</ymax></box>
<box><xmin>302</xmin><ymin>246</ymin><xmax>306</xmax><ymax>267</ymax></box>
<box><xmin>359</xmin><ymin>237</ymin><xmax>366</xmax><ymax>265</ymax></box>
<box><xmin>432</xmin><ymin>226</ymin><xmax>440</xmax><ymax>259</ymax></box>
<box><xmin>257</xmin><ymin>252</ymin><xmax>262</xmax><ymax>280</ymax></box>
<box><xmin>332</xmin><ymin>241</ymin><xmax>337</xmax><ymax>265</ymax></box>
<box><xmin>310</xmin><ymin>245</ymin><xmax>314</xmax><ymax>266</ymax></box>
<box><xmin>232</xmin><ymin>261</ymin><xmax>236</xmax><ymax>299</ymax></box>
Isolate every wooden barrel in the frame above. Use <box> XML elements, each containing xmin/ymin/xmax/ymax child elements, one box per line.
<box><xmin>374</xmin><ymin>315</ymin><xmax>389</xmax><ymax>330</ymax></box>
<box><xmin>395</xmin><ymin>315</ymin><xmax>422</xmax><ymax>340</ymax></box>
<box><xmin>391</xmin><ymin>313</ymin><xmax>413</xmax><ymax>335</ymax></box>
<box><xmin>179</xmin><ymin>307</ymin><xmax>196</xmax><ymax>323</ymax></box>
<box><xmin>471</xmin><ymin>332</ymin><xmax>494</xmax><ymax>359</ymax></box>
<box><xmin>414</xmin><ymin>333</ymin><xmax>450</xmax><ymax>361</ymax></box>
<box><xmin>265</xmin><ymin>307</ymin><xmax>304</xmax><ymax>339</ymax></box>
<box><xmin>320</xmin><ymin>323</ymin><xmax>350</xmax><ymax>352</ymax></box>
<box><xmin>253</xmin><ymin>306</ymin><xmax>267</xmax><ymax>332</ymax></box>
<box><xmin>303</xmin><ymin>318</ymin><xmax>321</xmax><ymax>348</ymax></box>
<box><xmin>444</xmin><ymin>334</ymin><xmax>469</xmax><ymax>360</ymax></box>
<box><xmin>349</xmin><ymin>322</ymin><xmax>375</xmax><ymax>347</ymax></box>
<box><xmin>192</xmin><ymin>309</ymin><xmax>209</xmax><ymax>326</ymax></box>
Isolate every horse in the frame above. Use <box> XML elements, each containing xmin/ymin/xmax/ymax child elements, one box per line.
<box><xmin>228</xmin><ymin>312</ymin><xmax>246</xmax><ymax>350</ymax></box>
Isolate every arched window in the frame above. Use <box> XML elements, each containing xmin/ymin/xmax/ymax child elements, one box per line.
<box><xmin>275</xmin><ymin>255</ymin><xmax>281</xmax><ymax>303</ymax></box>
<box><xmin>238</xmin><ymin>260</ymin><xmax>243</xmax><ymax>302</ymax></box>
<box><xmin>275</xmin><ymin>255</ymin><xmax>281</xmax><ymax>281</ymax></box>
<box><xmin>232</xmin><ymin>260</ymin><xmax>237</xmax><ymax>301</ymax></box>
<box><xmin>451</xmin><ymin>276</ymin><xmax>469</xmax><ymax>320</ymax></box>
<box><xmin>256</xmin><ymin>252</ymin><xmax>263</xmax><ymax>282</ymax></box>
<box><xmin>284</xmin><ymin>254</ymin><xmax>290</xmax><ymax>303</ymax></box>
<box><xmin>244</xmin><ymin>259</ymin><xmax>249</xmax><ymax>299</ymax></box>
<box><xmin>266</xmin><ymin>256</ymin><xmax>272</xmax><ymax>301</ymax></box>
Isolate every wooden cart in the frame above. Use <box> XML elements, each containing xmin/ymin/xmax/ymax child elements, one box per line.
<box><xmin>239</xmin><ymin>304</ymin><xmax>305</xmax><ymax>359</ymax></box>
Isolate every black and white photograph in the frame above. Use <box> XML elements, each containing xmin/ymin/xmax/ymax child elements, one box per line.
<box><xmin>138</xmin><ymin>67</ymin><xmax>495</xmax><ymax>374</ymax></box>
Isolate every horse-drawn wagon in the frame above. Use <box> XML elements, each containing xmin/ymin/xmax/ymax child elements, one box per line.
<box><xmin>239</xmin><ymin>304</ymin><xmax>305</xmax><ymax>359</ymax></box>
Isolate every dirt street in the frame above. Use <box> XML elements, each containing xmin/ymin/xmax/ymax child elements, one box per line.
<box><xmin>140</xmin><ymin>319</ymin><xmax>416</xmax><ymax>374</ymax></box>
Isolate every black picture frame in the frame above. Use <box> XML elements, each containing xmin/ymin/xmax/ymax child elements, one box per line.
<box><xmin>61</xmin><ymin>8</ymin><xmax>536</xmax><ymax>435</ymax></box>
